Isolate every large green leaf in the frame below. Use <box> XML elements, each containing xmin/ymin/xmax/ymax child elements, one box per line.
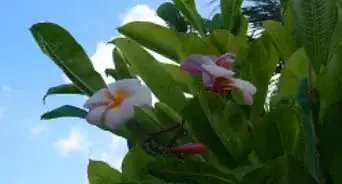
<box><xmin>270</xmin><ymin>96</ymin><xmax>305</xmax><ymax>162</ymax></box>
<box><xmin>117</xmin><ymin>22</ymin><xmax>183</xmax><ymax>62</ymax></box>
<box><xmin>319</xmin><ymin>101</ymin><xmax>342</xmax><ymax>183</ymax></box>
<box><xmin>113</xmin><ymin>48</ymin><xmax>135</xmax><ymax>79</ymax></box>
<box><xmin>291</xmin><ymin>0</ymin><xmax>337</xmax><ymax>73</ymax></box>
<box><xmin>181</xmin><ymin>97</ymin><xmax>238</xmax><ymax>168</ymax></box>
<box><xmin>112</xmin><ymin>38</ymin><xmax>187</xmax><ymax>113</ymax></box>
<box><xmin>154</xmin><ymin>102</ymin><xmax>182</xmax><ymax>127</ymax></box>
<box><xmin>316</xmin><ymin>45</ymin><xmax>342</xmax><ymax>107</ymax></box>
<box><xmin>121</xmin><ymin>147</ymin><xmax>159</xmax><ymax>182</ymax></box>
<box><xmin>40</xmin><ymin>105</ymin><xmax>87</xmax><ymax>120</ymax></box>
<box><xmin>172</xmin><ymin>0</ymin><xmax>205</xmax><ymax>36</ymax></box>
<box><xmin>117</xmin><ymin>22</ymin><xmax>219</xmax><ymax>63</ymax></box>
<box><xmin>156</xmin><ymin>2</ymin><xmax>188</xmax><ymax>33</ymax></box>
<box><xmin>248</xmin><ymin>35</ymin><xmax>278</xmax><ymax>125</ymax></box>
<box><xmin>160</xmin><ymin>63</ymin><xmax>192</xmax><ymax>93</ymax></box>
<box><xmin>104</xmin><ymin>68</ymin><xmax>118</xmax><ymax>80</ymax></box>
<box><xmin>147</xmin><ymin>158</ymin><xmax>238</xmax><ymax>183</ymax></box>
<box><xmin>276</xmin><ymin>48</ymin><xmax>309</xmax><ymax>97</ymax></box>
<box><xmin>263</xmin><ymin>20</ymin><xmax>298</xmax><ymax>61</ymax></box>
<box><xmin>87</xmin><ymin>159</ymin><xmax>122</xmax><ymax>184</ymax></box>
<box><xmin>198</xmin><ymin>92</ymin><xmax>252</xmax><ymax>164</ymax></box>
<box><xmin>220</xmin><ymin>0</ymin><xmax>243</xmax><ymax>31</ymax></box>
<box><xmin>296</xmin><ymin>77</ymin><xmax>320</xmax><ymax>181</ymax></box>
<box><xmin>42</xmin><ymin>84</ymin><xmax>84</xmax><ymax>104</ymax></box>
<box><xmin>30</xmin><ymin>22</ymin><xmax>106</xmax><ymax>96</ymax></box>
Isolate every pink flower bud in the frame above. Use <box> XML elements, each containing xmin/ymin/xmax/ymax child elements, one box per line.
<box><xmin>169</xmin><ymin>143</ymin><xmax>207</xmax><ymax>154</ymax></box>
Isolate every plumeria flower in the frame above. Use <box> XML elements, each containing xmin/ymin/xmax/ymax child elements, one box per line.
<box><xmin>168</xmin><ymin>143</ymin><xmax>207</xmax><ymax>154</ymax></box>
<box><xmin>84</xmin><ymin>79</ymin><xmax>152</xmax><ymax>130</ymax></box>
<box><xmin>181</xmin><ymin>53</ymin><xmax>257</xmax><ymax>105</ymax></box>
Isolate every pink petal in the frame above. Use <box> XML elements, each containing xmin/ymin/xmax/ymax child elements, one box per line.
<box><xmin>233</xmin><ymin>78</ymin><xmax>257</xmax><ymax>106</ymax></box>
<box><xmin>84</xmin><ymin>89</ymin><xmax>111</xmax><ymax>109</ymax></box>
<box><xmin>215</xmin><ymin>53</ymin><xmax>236</xmax><ymax>67</ymax></box>
<box><xmin>201</xmin><ymin>64</ymin><xmax>235</xmax><ymax>78</ymax></box>
<box><xmin>202</xmin><ymin>72</ymin><xmax>214</xmax><ymax>87</ymax></box>
<box><xmin>180</xmin><ymin>54</ymin><xmax>215</xmax><ymax>75</ymax></box>
<box><xmin>170</xmin><ymin>143</ymin><xmax>207</xmax><ymax>154</ymax></box>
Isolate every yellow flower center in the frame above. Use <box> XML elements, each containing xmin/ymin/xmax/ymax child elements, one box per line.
<box><xmin>107</xmin><ymin>89</ymin><xmax>132</xmax><ymax>108</ymax></box>
<box><xmin>213</xmin><ymin>77</ymin><xmax>236</xmax><ymax>93</ymax></box>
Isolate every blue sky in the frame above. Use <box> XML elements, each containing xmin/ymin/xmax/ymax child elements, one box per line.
<box><xmin>0</xmin><ymin>0</ymin><xmax>220</xmax><ymax>183</ymax></box>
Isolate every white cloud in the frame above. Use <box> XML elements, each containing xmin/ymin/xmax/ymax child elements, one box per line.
<box><xmin>54</xmin><ymin>128</ymin><xmax>91</xmax><ymax>157</ymax></box>
<box><xmin>89</xmin><ymin>135</ymin><xmax>128</xmax><ymax>171</ymax></box>
<box><xmin>121</xmin><ymin>4</ymin><xmax>167</xmax><ymax>26</ymax></box>
<box><xmin>31</xmin><ymin>124</ymin><xmax>48</xmax><ymax>135</ymax></box>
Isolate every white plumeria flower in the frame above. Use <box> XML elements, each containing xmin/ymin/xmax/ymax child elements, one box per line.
<box><xmin>84</xmin><ymin>79</ymin><xmax>152</xmax><ymax>129</ymax></box>
<box><xmin>180</xmin><ymin>53</ymin><xmax>257</xmax><ymax>105</ymax></box>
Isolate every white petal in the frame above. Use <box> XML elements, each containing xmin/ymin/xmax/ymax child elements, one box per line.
<box><xmin>201</xmin><ymin>64</ymin><xmax>235</xmax><ymax>78</ymax></box>
<box><xmin>127</xmin><ymin>85</ymin><xmax>153</xmax><ymax>106</ymax></box>
<box><xmin>86</xmin><ymin>106</ymin><xmax>106</xmax><ymax>125</ymax></box>
<box><xmin>84</xmin><ymin>88</ymin><xmax>110</xmax><ymax>109</ymax></box>
<box><xmin>185</xmin><ymin>54</ymin><xmax>216</xmax><ymax>65</ymax></box>
<box><xmin>104</xmin><ymin>104</ymin><xmax>134</xmax><ymax>130</ymax></box>
<box><xmin>107</xmin><ymin>79</ymin><xmax>141</xmax><ymax>94</ymax></box>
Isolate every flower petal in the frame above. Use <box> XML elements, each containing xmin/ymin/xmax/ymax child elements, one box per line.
<box><xmin>215</xmin><ymin>53</ymin><xmax>236</xmax><ymax>67</ymax></box>
<box><xmin>107</xmin><ymin>79</ymin><xmax>141</xmax><ymax>95</ymax></box>
<box><xmin>84</xmin><ymin>88</ymin><xmax>111</xmax><ymax>109</ymax></box>
<box><xmin>170</xmin><ymin>143</ymin><xmax>207</xmax><ymax>154</ymax></box>
<box><xmin>201</xmin><ymin>64</ymin><xmax>235</xmax><ymax>78</ymax></box>
<box><xmin>86</xmin><ymin>106</ymin><xmax>106</xmax><ymax>125</ymax></box>
<box><xmin>104</xmin><ymin>103</ymin><xmax>134</xmax><ymax>130</ymax></box>
<box><xmin>233</xmin><ymin>78</ymin><xmax>257</xmax><ymax>105</ymax></box>
<box><xmin>180</xmin><ymin>54</ymin><xmax>215</xmax><ymax>75</ymax></box>
<box><xmin>126</xmin><ymin>85</ymin><xmax>153</xmax><ymax>107</ymax></box>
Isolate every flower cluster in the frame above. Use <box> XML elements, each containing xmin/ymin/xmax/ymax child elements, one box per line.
<box><xmin>181</xmin><ymin>53</ymin><xmax>257</xmax><ymax>105</ymax></box>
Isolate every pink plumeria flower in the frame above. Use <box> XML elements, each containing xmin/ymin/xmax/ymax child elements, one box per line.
<box><xmin>84</xmin><ymin>79</ymin><xmax>152</xmax><ymax>130</ymax></box>
<box><xmin>181</xmin><ymin>53</ymin><xmax>256</xmax><ymax>105</ymax></box>
<box><xmin>180</xmin><ymin>53</ymin><xmax>236</xmax><ymax>75</ymax></box>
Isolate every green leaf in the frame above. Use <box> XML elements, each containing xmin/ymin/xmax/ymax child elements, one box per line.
<box><xmin>112</xmin><ymin>38</ymin><xmax>187</xmax><ymax>113</ymax></box>
<box><xmin>40</xmin><ymin>105</ymin><xmax>87</xmax><ymax>120</ymax></box>
<box><xmin>270</xmin><ymin>96</ymin><xmax>305</xmax><ymax>161</ymax></box>
<box><xmin>43</xmin><ymin>84</ymin><xmax>84</xmax><ymax>104</ymax></box>
<box><xmin>156</xmin><ymin>2</ymin><xmax>188</xmax><ymax>32</ymax></box>
<box><xmin>121</xmin><ymin>147</ymin><xmax>158</xmax><ymax>182</ymax></box>
<box><xmin>160</xmin><ymin>63</ymin><xmax>192</xmax><ymax>93</ymax></box>
<box><xmin>210</xmin><ymin>13</ymin><xmax>224</xmax><ymax>32</ymax></box>
<box><xmin>198</xmin><ymin>92</ymin><xmax>252</xmax><ymax>164</ymax></box>
<box><xmin>319</xmin><ymin>101</ymin><xmax>342</xmax><ymax>183</ymax></box>
<box><xmin>113</xmin><ymin>48</ymin><xmax>135</xmax><ymax>79</ymax></box>
<box><xmin>248</xmin><ymin>35</ymin><xmax>278</xmax><ymax>125</ymax></box>
<box><xmin>291</xmin><ymin>0</ymin><xmax>337</xmax><ymax>73</ymax></box>
<box><xmin>117</xmin><ymin>22</ymin><xmax>184</xmax><ymax>62</ymax></box>
<box><xmin>276</xmin><ymin>48</ymin><xmax>309</xmax><ymax>97</ymax></box>
<box><xmin>117</xmin><ymin>22</ymin><xmax>219</xmax><ymax>63</ymax></box>
<box><xmin>220</xmin><ymin>0</ymin><xmax>243</xmax><ymax>31</ymax></box>
<box><xmin>316</xmin><ymin>45</ymin><xmax>342</xmax><ymax>107</ymax></box>
<box><xmin>147</xmin><ymin>158</ymin><xmax>238</xmax><ymax>183</ymax></box>
<box><xmin>154</xmin><ymin>102</ymin><xmax>182</xmax><ymax>127</ymax></box>
<box><xmin>172</xmin><ymin>0</ymin><xmax>205</xmax><ymax>36</ymax></box>
<box><xmin>87</xmin><ymin>159</ymin><xmax>122</xmax><ymax>184</ymax></box>
<box><xmin>296</xmin><ymin>77</ymin><xmax>320</xmax><ymax>181</ymax></box>
<box><xmin>263</xmin><ymin>20</ymin><xmax>298</xmax><ymax>61</ymax></box>
<box><xmin>30</xmin><ymin>22</ymin><xmax>106</xmax><ymax>96</ymax></box>
<box><xmin>264</xmin><ymin>155</ymin><xmax>317</xmax><ymax>184</ymax></box>
<box><xmin>105</xmin><ymin>68</ymin><xmax>117</xmax><ymax>80</ymax></box>
<box><xmin>181</xmin><ymin>97</ymin><xmax>238</xmax><ymax>168</ymax></box>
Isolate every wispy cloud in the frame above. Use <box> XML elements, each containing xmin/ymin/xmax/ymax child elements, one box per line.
<box><xmin>0</xmin><ymin>84</ymin><xmax>11</xmax><ymax>92</ymax></box>
<box><xmin>54</xmin><ymin>128</ymin><xmax>91</xmax><ymax>157</ymax></box>
<box><xmin>31</xmin><ymin>124</ymin><xmax>48</xmax><ymax>135</ymax></box>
